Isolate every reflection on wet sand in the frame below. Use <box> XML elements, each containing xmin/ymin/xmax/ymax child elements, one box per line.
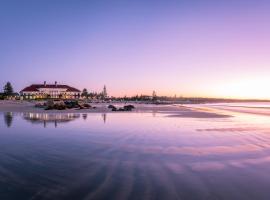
<box><xmin>101</xmin><ymin>113</ymin><xmax>107</xmax><ymax>123</ymax></box>
<box><xmin>4</xmin><ymin>112</ymin><xmax>13</xmax><ymax>128</ymax></box>
<box><xmin>82</xmin><ymin>113</ymin><xmax>88</xmax><ymax>120</ymax></box>
<box><xmin>196</xmin><ymin>127</ymin><xmax>266</xmax><ymax>132</ymax></box>
<box><xmin>2</xmin><ymin>109</ymin><xmax>270</xmax><ymax>199</ymax></box>
<box><xmin>22</xmin><ymin>113</ymin><xmax>81</xmax><ymax>127</ymax></box>
<box><xmin>3</xmin><ymin>112</ymin><xmax>109</xmax><ymax>128</ymax></box>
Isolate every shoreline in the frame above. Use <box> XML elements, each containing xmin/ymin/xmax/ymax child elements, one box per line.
<box><xmin>0</xmin><ymin>100</ymin><xmax>232</xmax><ymax>118</ymax></box>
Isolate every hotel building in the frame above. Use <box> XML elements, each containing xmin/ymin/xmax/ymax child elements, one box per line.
<box><xmin>20</xmin><ymin>82</ymin><xmax>81</xmax><ymax>99</ymax></box>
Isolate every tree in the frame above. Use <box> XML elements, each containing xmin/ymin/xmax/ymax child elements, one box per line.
<box><xmin>3</xmin><ymin>82</ymin><xmax>14</xmax><ymax>96</ymax></box>
<box><xmin>152</xmin><ymin>90</ymin><xmax>157</xmax><ymax>101</ymax></box>
<box><xmin>88</xmin><ymin>92</ymin><xmax>95</xmax><ymax>99</ymax></box>
<box><xmin>82</xmin><ymin>88</ymin><xmax>88</xmax><ymax>98</ymax></box>
<box><xmin>0</xmin><ymin>92</ymin><xmax>4</xmax><ymax>100</ymax></box>
<box><xmin>102</xmin><ymin>85</ymin><xmax>107</xmax><ymax>99</ymax></box>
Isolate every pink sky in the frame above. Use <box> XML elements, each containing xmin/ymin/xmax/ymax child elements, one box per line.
<box><xmin>1</xmin><ymin>1</ymin><xmax>270</xmax><ymax>99</ymax></box>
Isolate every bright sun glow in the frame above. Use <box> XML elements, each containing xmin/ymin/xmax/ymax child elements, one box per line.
<box><xmin>216</xmin><ymin>78</ymin><xmax>270</xmax><ymax>99</ymax></box>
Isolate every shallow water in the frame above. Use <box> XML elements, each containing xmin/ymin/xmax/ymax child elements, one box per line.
<box><xmin>1</xmin><ymin>110</ymin><xmax>270</xmax><ymax>200</ymax></box>
<box><xmin>208</xmin><ymin>102</ymin><xmax>270</xmax><ymax>108</ymax></box>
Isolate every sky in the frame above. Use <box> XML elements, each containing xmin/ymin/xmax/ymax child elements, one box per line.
<box><xmin>0</xmin><ymin>0</ymin><xmax>270</xmax><ymax>99</ymax></box>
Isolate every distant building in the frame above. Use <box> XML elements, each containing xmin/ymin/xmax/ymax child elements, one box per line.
<box><xmin>20</xmin><ymin>81</ymin><xmax>81</xmax><ymax>99</ymax></box>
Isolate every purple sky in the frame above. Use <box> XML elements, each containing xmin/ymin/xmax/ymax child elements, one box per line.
<box><xmin>1</xmin><ymin>0</ymin><xmax>270</xmax><ymax>98</ymax></box>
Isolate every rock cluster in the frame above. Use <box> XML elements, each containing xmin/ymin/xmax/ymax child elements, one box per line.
<box><xmin>35</xmin><ymin>100</ymin><xmax>92</xmax><ymax>110</ymax></box>
<box><xmin>108</xmin><ymin>104</ymin><xmax>135</xmax><ymax>111</ymax></box>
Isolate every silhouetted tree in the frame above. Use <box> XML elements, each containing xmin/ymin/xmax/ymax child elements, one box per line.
<box><xmin>101</xmin><ymin>85</ymin><xmax>107</xmax><ymax>99</ymax></box>
<box><xmin>88</xmin><ymin>92</ymin><xmax>95</xmax><ymax>99</ymax></box>
<box><xmin>3</xmin><ymin>82</ymin><xmax>14</xmax><ymax>96</ymax></box>
<box><xmin>152</xmin><ymin>90</ymin><xmax>157</xmax><ymax>101</ymax></box>
<box><xmin>82</xmin><ymin>88</ymin><xmax>88</xmax><ymax>98</ymax></box>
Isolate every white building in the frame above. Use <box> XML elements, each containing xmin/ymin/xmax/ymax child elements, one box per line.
<box><xmin>20</xmin><ymin>82</ymin><xmax>81</xmax><ymax>99</ymax></box>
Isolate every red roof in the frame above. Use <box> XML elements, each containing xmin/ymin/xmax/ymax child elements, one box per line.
<box><xmin>20</xmin><ymin>84</ymin><xmax>81</xmax><ymax>92</ymax></box>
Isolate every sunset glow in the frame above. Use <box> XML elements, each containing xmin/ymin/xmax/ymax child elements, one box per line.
<box><xmin>216</xmin><ymin>78</ymin><xmax>270</xmax><ymax>99</ymax></box>
<box><xmin>1</xmin><ymin>1</ymin><xmax>270</xmax><ymax>99</ymax></box>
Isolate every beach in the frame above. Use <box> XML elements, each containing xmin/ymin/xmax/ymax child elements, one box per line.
<box><xmin>2</xmin><ymin>101</ymin><xmax>270</xmax><ymax>199</ymax></box>
<box><xmin>0</xmin><ymin>100</ymin><xmax>232</xmax><ymax>118</ymax></box>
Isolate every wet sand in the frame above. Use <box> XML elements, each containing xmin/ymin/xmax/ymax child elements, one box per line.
<box><xmin>2</xmin><ymin>103</ymin><xmax>270</xmax><ymax>199</ymax></box>
<box><xmin>207</xmin><ymin>104</ymin><xmax>270</xmax><ymax>116</ymax></box>
<box><xmin>1</xmin><ymin>106</ymin><xmax>270</xmax><ymax>199</ymax></box>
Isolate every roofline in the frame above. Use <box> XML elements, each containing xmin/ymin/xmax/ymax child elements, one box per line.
<box><xmin>20</xmin><ymin>84</ymin><xmax>81</xmax><ymax>93</ymax></box>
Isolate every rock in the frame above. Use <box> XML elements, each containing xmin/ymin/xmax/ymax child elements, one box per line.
<box><xmin>47</xmin><ymin>100</ymin><xmax>54</xmax><ymax>107</ymax></box>
<box><xmin>110</xmin><ymin>104</ymin><xmax>135</xmax><ymax>112</ymax></box>
<box><xmin>83</xmin><ymin>103</ymin><xmax>91</xmax><ymax>108</ymax></box>
<box><xmin>45</xmin><ymin>100</ymin><xmax>66</xmax><ymax>110</ymax></box>
<box><xmin>55</xmin><ymin>104</ymin><xmax>66</xmax><ymax>110</ymax></box>
<box><xmin>108</xmin><ymin>105</ymin><xmax>116</xmax><ymax>109</ymax></box>
<box><xmin>45</xmin><ymin>105</ymin><xmax>53</xmax><ymax>110</ymax></box>
<box><xmin>77</xmin><ymin>103</ymin><xmax>92</xmax><ymax>109</ymax></box>
<box><xmin>123</xmin><ymin>105</ymin><xmax>135</xmax><ymax>111</ymax></box>
<box><xmin>125</xmin><ymin>105</ymin><xmax>135</xmax><ymax>109</ymax></box>
<box><xmin>64</xmin><ymin>100</ymin><xmax>79</xmax><ymax>109</ymax></box>
<box><xmin>35</xmin><ymin>103</ymin><xmax>45</xmax><ymax>108</ymax></box>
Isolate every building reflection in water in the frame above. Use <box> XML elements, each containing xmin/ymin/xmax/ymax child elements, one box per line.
<box><xmin>101</xmin><ymin>113</ymin><xmax>106</xmax><ymax>123</ymax></box>
<box><xmin>4</xmin><ymin>112</ymin><xmax>13</xmax><ymax>128</ymax></box>
<box><xmin>22</xmin><ymin>113</ymin><xmax>81</xmax><ymax>128</ymax></box>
